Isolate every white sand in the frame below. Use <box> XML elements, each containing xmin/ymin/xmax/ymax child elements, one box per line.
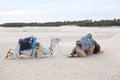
<box><xmin>0</xmin><ymin>26</ymin><xmax>120</xmax><ymax>80</ymax></box>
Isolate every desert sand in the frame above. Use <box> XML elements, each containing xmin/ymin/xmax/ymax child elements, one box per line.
<box><xmin>0</xmin><ymin>26</ymin><xmax>120</xmax><ymax>80</ymax></box>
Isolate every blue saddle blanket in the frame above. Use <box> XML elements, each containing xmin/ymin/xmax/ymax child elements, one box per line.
<box><xmin>19</xmin><ymin>37</ymin><xmax>36</xmax><ymax>51</ymax></box>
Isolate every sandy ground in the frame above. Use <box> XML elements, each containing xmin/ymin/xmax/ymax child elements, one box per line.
<box><xmin>0</xmin><ymin>26</ymin><xmax>120</xmax><ymax>80</ymax></box>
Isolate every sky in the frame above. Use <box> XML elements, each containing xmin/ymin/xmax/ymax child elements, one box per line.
<box><xmin>0</xmin><ymin>0</ymin><xmax>120</xmax><ymax>23</ymax></box>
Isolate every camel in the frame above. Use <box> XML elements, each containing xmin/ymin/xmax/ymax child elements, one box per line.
<box><xmin>70</xmin><ymin>33</ymin><xmax>101</xmax><ymax>57</ymax></box>
<box><xmin>5</xmin><ymin>37</ymin><xmax>60</xmax><ymax>59</ymax></box>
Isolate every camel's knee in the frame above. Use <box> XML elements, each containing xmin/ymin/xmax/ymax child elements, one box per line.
<box><xmin>77</xmin><ymin>51</ymin><xmax>86</xmax><ymax>57</ymax></box>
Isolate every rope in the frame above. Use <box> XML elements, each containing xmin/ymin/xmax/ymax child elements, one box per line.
<box><xmin>31</xmin><ymin>36</ymin><xmax>37</xmax><ymax>56</ymax></box>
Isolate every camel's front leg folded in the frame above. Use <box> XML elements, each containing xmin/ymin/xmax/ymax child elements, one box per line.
<box><xmin>75</xmin><ymin>47</ymin><xmax>86</xmax><ymax>57</ymax></box>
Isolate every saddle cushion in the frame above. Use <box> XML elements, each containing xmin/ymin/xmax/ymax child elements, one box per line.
<box><xmin>80</xmin><ymin>36</ymin><xmax>92</xmax><ymax>51</ymax></box>
<box><xmin>19</xmin><ymin>37</ymin><xmax>32</xmax><ymax>51</ymax></box>
<box><xmin>76</xmin><ymin>33</ymin><xmax>95</xmax><ymax>52</ymax></box>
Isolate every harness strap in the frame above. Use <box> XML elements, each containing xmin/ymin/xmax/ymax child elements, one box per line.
<box><xmin>87</xmin><ymin>33</ymin><xmax>95</xmax><ymax>49</ymax></box>
<box><xmin>31</xmin><ymin>36</ymin><xmax>37</xmax><ymax>56</ymax></box>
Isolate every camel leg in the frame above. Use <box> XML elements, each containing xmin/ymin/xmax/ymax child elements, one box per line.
<box><xmin>31</xmin><ymin>50</ymin><xmax>38</xmax><ymax>58</ymax></box>
<box><xmin>76</xmin><ymin>47</ymin><xmax>86</xmax><ymax>57</ymax></box>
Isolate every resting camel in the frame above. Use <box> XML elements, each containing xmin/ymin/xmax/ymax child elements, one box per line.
<box><xmin>70</xmin><ymin>33</ymin><xmax>101</xmax><ymax>57</ymax></box>
<box><xmin>5</xmin><ymin>37</ymin><xmax>60</xmax><ymax>59</ymax></box>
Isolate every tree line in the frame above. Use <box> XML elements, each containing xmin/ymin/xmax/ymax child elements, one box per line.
<box><xmin>0</xmin><ymin>19</ymin><xmax>120</xmax><ymax>27</ymax></box>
